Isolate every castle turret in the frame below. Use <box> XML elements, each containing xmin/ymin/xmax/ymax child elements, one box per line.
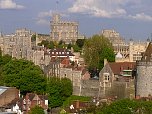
<box><xmin>136</xmin><ymin>42</ymin><xmax>152</xmax><ymax>98</ymax></box>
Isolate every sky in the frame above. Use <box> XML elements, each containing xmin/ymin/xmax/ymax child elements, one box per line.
<box><xmin>0</xmin><ymin>0</ymin><xmax>152</xmax><ymax>40</ymax></box>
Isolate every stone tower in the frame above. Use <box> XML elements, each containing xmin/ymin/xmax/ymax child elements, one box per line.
<box><xmin>136</xmin><ymin>42</ymin><xmax>152</xmax><ymax>98</ymax></box>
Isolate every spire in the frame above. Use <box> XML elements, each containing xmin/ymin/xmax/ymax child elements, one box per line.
<box><xmin>0</xmin><ymin>31</ymin><xmax>2</xmax><ymax>37</ymax></box>
<box><xmin>151</xmin><ymin>33</ymin><xmax>152</xmax><ymax>42</ymax></box>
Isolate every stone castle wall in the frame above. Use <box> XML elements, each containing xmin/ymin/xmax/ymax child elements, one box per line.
<box><xmin>73</xmin><ymin>79</ymin><xmax>134</xmax><ymax>99</ymax></box>
<box><xmin>136</xmin><ymin>61</ymin><xmax>152</xmax><ymax>97</ymax></box>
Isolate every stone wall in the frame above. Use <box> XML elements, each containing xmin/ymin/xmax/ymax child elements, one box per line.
<box><xmin>136</xmin><ymin>61</ymin><xmax>152</xmax><ymax>97</ymax></box>
<box><xmin>73</xmin><ymin>79</ymin><xmax>135</xmax><ymax>99</ymax></box>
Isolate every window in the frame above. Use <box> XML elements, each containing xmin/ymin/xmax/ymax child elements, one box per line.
<box><xmin>64</xmin><ymin>74</ymin><xmax>67</xmax><ymax>77</ymax></box>
<box><xmin>103</xmin><ymin>73</ymin><xmax>110</xmax><ymax>82</ymax></box>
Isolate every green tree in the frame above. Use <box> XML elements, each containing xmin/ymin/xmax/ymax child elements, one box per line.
<box><xmin>76</xmin><ymin>39</ymin><xmax>85</xmax><ymax>48</ymax></box>
<box><xmin>61</xmin><ymin>78</ymin><xmax>73</xmax><ymax>100</ymax></box>
<box><xmin>31</xmin><ymin>34</ymin><xmax>36</xmax><ymax>42</ymax></box>
<box><xmin>2</xmin><ymin>59</ymin><xmax>46</xmax><ymax>95</ymax></box>
<box><xmin>48</xmin><ymin>41</ymin><xmax>55</xmax><ymax>49</ymax></box>
<box><xmin>47</xmin><ymin>77</ymin><xmax>63</xmax><ymax>108</ymax></box>
<box><xmin>72</xmin><ymin>44</ymin><xmax>81</xmax><ymax>52</ymax></box>
<box><xmin>46</xmin><ymin>77</ymin><xmax>73</xmax><ymax>108</ymax></box>
<box><xmin>29</xmin><ymin>105</ymin><xmax>45</xmax><ymax>114</ymax></box>
<box><xmin>83</xmin><ymin>35</ymin><xmax>115</xmax><ymax>70</ymax></box>
<box><xmin>96</xmin><ymin>99</ymin><xmax>152</xmax><ymax>114</ymax></box>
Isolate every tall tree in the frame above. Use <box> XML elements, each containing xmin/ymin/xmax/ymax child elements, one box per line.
<box><xmin>46</xmin><ymin>77</ymin><xmax>73</xmax><ymax>108</ymax></box>
<box><xmin>83</xmin><ymin>35</ymin><xmax>115</xmax><ymax>70</ymax></box>
<box><xmin>2</xmin><ymin>59</ymin><xmax>46</xmax><ymax>95</ymax></box>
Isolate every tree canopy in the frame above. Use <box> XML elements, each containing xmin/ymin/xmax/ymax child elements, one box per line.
<box><xmin>2</xmin><ymin>59</ymin><xmax>46</xmax><ymax>95</ymax></box>
<box><xmin>46</xmin><ymin>77</ymin><xmax>73</xmax><ymax>108</ymax></box>
<box><xmin>96</xmin><ymin>99</ymin><xmax>152</xmax><ymax>114</ymax></box>
<box><xmin>83</xmin><ymin>35</ymin><xmax>115</xmax><ymax>70</ymax></box>
<box><xmin>29</xmin><ymin>105</ymin><xmax>45</xmax><ymax>114</ymax></box>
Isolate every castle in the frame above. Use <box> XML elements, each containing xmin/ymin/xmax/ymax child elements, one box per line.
<box><xmin>136</xmin><ymin>42</ymin><xmax>152</xmax><ymax>98</ymax></box>
<box><xmin>101</xmin><ymin>29</ymin><xmax>150</xmax><ymax>62</ymax></box>
<box><xmin>50</xmin><ymin>13</ymin><xmax>79</xmax><ymax>44</ymax></box>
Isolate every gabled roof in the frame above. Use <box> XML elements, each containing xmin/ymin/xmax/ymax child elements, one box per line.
<box><xmin>141</xmin><ymin>42</ymin><xmax>152</xmax><ymax>62</ymax></box>
<box><xmin>26</xmin><ymin>93</ymin><xmax>48</xmax><ymax>101</ymax></box>
<box><xmin>108</xmin><ymin>62</ymin><xmax>136</xmax><ymax>75</ymax></box>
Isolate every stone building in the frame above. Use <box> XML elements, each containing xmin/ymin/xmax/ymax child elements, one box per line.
<box><xmin>12</xmin><ymin>28</ymin><xmax>33</xmax><ymax>59</ymax></box>
<box><xmin>50</xmin><ymin>13</ymin><xmax>78</xmax><ymax>44</ymax></box>
<box><xmin>36</xmin><ymin>34</ymin><xmax>50</xmax><ymax>46</ymax></box>
<box><xmin>129</xmin><ymin>39</ymin><xmax>149</xmax><ymax>62</ymax></box>
<box><xmin>101</xmin><ymin>29</ymin><xmax>149</xmax><ymax>62</ymax></box>
<box><xmin>101</xmin><ymin>29</ymin><xmax>125</xmax><ymax>44</ymax></box>
<box><xmin>136</xmin><ymin>42</ymin><xmax>152</xmax><ymax>98</ymax></box>
<box><xmin>0</xmin><ymin>28</ymin><xmax>34</xmax><ymax>60</ymax></box>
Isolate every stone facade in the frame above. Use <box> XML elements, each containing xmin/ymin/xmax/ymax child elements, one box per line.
<box><xmin>101</xmin><ymin>29</ymin><xmax>149</xmax><ymax>62</ymax></box>
<box><xmin>136</xmin><ymin>42</ymin><xmax>152</xmax><ymax>98</ymax></box>
<box><xmin>36</xmin><ymin>34</ymin><xmax>50</xmax><ymax>46</ymax></box>
<box><xmin>136</xmin><ymin>62</ymin><xmax>152</xmax><ymax>98</ymax></box>
<box><xmin>129</xmin><ymin>40</ymin><xmax>149</xmax><ymax>62</ymax></box>
<box><xmin>50</xmin><ymin>13</ymin><xmax>78</xmax><ymax>44</ymax></box>
<box><xmin>101</xmin><ymin>29</ymin><xmax>124</xmax><ymax>44</ymax></box>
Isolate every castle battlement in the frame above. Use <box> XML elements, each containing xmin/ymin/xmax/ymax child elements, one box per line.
<box><xmin>136</xmin><ymin>61</ymin><xmax>152</xmax><ymax>66</ymax></box>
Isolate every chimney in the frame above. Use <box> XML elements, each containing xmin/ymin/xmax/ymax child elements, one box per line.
<box><xmin>104</xmin><ymin>58</ymin><xmax>108</xmax><ymax>66</ymax></box>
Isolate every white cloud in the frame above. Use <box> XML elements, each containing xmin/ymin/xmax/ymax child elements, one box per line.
<box><xmin>129</xmin><ymin>13</ymin><xmax>152</xmax><ymax>22</ymax></box>
<box><xmin>68</xmin><ymin>0</ymin><xmax>127</xmax><ymax>18</ymax></box>
<box><xmin>0</xmin><ymin>0</ymin><xmax>25</xmax><ymax>9</ymax></box>
<box><xmin>68</xmin><ymin>0</ymin><xmax>152</xmax><ymax>22</ymax></box>
<box><xmin>38</xmin><ymin>11</ymin><xmax>53</xmax><ymax>18</ymax></box>
<box><xmin>36</xmin><ymin>18</ymin><xmax>49</xmax><ymax>25</ymax></box>
<box><xmin>37</xmin><ymin>10</ymin><xmax>69</xmax><ymax>25</ymax></box>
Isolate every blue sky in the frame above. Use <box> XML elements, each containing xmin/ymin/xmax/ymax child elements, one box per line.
<box><xmin>0</xmin><ymin>0</ymin><xmax>152</xmax><ymax>40</ymax></box>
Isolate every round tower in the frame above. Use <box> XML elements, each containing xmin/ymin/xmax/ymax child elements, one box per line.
<box><xmin>136</xmin><ymin>61</ymin><xmax>152</xmax><ymax>98</ymax></box>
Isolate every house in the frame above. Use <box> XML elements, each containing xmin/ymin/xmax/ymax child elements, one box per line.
<box><xmin>20</xmin><ymin>93</ymin><xmax>48</xmax><ymax>113</ymax></box>
<box><xmin>99</xmin><ymin>60</ymin><xmax>136</xmax><ymax>98</ymax></box>
<box><xmin>48</xmin><ymin>48</ymin><xmax>75</xmax><ymax>61</ymax></box>
<box><xmin>64</xmin><ymin>100</ymin><xmax>89</xmax><ymax>114</ymax></box>
<box><xmin>0</xmin><ymin>86</ymin><xmax>19</xmax><ymax>107</ymax></box>
<box><xmin>99</xmin><ymin>60</ymin><xmax>136</xmax><ymax>85</ymax></box>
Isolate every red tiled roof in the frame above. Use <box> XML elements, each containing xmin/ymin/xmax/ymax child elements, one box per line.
<box><xmin>108</xmin><ymin>62</ymin><xmax>136</xmax><ymax>75</ymax></box>
<box><xmin>61</xmin><ymin>57</ymin><xmax>70</xmax><ymax>65</ymax></box>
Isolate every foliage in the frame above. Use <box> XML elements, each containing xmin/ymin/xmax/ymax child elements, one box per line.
<box><xmin>2</xmin><ymin>59</ymin><xmax>46</xmax><ymax>95</ymax></box>
<box><xmin>29</xmin><ymin>105</ymin><xmax>45</xmax><ymax>114</ymax></box>
<box><xmin>0</xmin><ymin>54</ymin><xmax>12</xmax><ymax>85</ymax></box>
<box><xmin>31</xmin><ymin>34</ymin><xmax>36</xmax><ymax>42</ymax></box>
<box><xmin>72</xmin><ymin>44</ymin><xmax>81</xmax><ymax>52</ymax></box>
<box><xmin>76</xmin><ymin>39</ymin><xmax>85</xmax><ymax>48</ymax></box>
<box><xmin>46</xmin><ymin>77</ymin><xmax>73</xmax><ymax>108</ymax></box>
<box><xmin>63</xmin><ymin>95</ymin><xmax>91</xmax><ymax>108</ymax></box>
<box><xmin>0</xmin><ymin>54</ymin><xmax>12</xmax><ymax>66</ymax></box>
<box><xmin>96</xmin><ymin>99</ymin><xmax>152</xmax><ymax>114</ymax></box>
<box><xmin>83</xmin><ymin>35</ymin><xmax>115</xmax><ymax>70</ymax></box>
